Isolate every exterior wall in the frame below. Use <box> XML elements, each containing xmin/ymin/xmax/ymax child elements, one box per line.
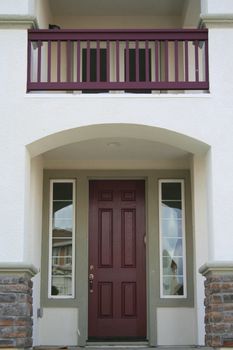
<box><xmin>27</xmin><ymin>156</ymin><xmax>43</xmax><ymax>345</ymax></box>
<box><xmin>0</xmin><ymin>0</ymin><xmax>53</xmax><ymax>28</ymax></box>
<box><xmin>190</xmin><ymin>153</ymin><xmax>211</xmax><ymax>344</ymax></box>
<box><xmin>0</xmin><ymin>29</ymin><xmax>28</xmax><ymax>263</ymax></box>
<box><xmin>38</xmin><ymin>308</ymin><xmax>78</xmax><ymax>346</ymax></box>
<box><xmin>206</xmin><ymin>26</ymin><xmax>233</xmax><ymax>260</ymax></box>
<box><xmin>157</xmin><ymin>308</ymin><xmax>196</xmax><ymax>345</ymax></box>
<box><xmin>0</xmin><ymin>0</ymin><xmax>32</xmax><ymax>16</ymax></box>
<box><xmin>201</xmin><ymin>0</ymin><xmax>233</xmax><ymax>14</ymax></box>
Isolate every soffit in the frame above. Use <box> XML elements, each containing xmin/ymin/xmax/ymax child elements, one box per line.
<box><xmin>49</xmin><ymin>0</ymin><xmax>185</xmax><ymax>17</ymax></box>
<box><xmin>43</xmin><ymin>138</ymin><xmax>190</xmax><ymax>162</ymax></box>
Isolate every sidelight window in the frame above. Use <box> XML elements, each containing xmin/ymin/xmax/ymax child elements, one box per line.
<box><xmin>48</xmin><ymin>180</ymin><xmax>75</xmax><ymax>299</ymax></box>
<box><xmin>159</xmin><ymin>180</ymin><xmax>187</xmax><ymax>298</ymax></box>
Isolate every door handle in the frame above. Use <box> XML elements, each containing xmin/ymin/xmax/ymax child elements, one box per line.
<box><xmin>89</xmin><ymin>273</ymin><xmax>94</xmax><ymax>293</ymax></box>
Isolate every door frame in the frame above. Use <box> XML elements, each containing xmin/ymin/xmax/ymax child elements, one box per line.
<box><xmin>84</xmin><ymin>173</ymin><xmax>154</xmax><ymax>346</ymax></box>
<box><xmin>42</xmin><ymin>169</ymin><xmax>194</xmax><ymax>347</ymax></box>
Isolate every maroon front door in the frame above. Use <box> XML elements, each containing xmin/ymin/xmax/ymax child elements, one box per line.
<box><xmin>88</xmin><ymin>180</ymin><xmax>146</xmax><ymax>340</ymax></box>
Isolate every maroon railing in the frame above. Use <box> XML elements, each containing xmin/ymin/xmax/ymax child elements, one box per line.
<box><xmin>27</xmin><ymin>29</ymin><xmax>209</xmax><ymax>92</ymax></box>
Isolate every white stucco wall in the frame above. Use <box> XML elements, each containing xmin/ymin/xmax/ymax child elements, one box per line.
<box><xmin>157</xmin><ymin>308</ymin><xmax>196</xmax><ymax>345</ymax></box>
<box><xmin>0</xmin><ymin>0</ymin><xmax>33</xmax><ymax>16</ymax></box>
<box><xmin>190</xmin><ymin>153</ymin><xmax>210</xmax><ymax>344</ymax></box>
<box><xmin>0</xmin><ymin>0</ymin><xmax>53</xmax><ymax>29</ymax></box>
<box><xmin>25</xmin><ymin>155</ymin><xmax>43</xmax><ymax>266</ymax></box>
<box><xmin>0</xmin><ymin>29</ymin><xmax>28</xmax><ymax>262</ymax></box>
<box><xmin>38</xmin><ymin>308</ymin><xmax>78</xmax><ymax>345</ymax></box>
<box><xmin>25</xmin><ymin>156</ymin><xmax>43</xmax><ymax>345</ymax></box>
<box><xmin>201</xmin><ymin>0</ymin><xmax>233</xmax><ymax>14</ymax></box>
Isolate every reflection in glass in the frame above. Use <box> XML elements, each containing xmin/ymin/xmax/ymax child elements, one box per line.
<box><xmin>51</xmin><ymin>238</ymin><xmax>72</xmax><ymax>296</ymax></box>
<box><xmin>162</xmin><ymin>201</ymin><xmax>182</xmax><ymax>219</ymax></box>
<box><xmin>163</xmin><ymin>256</ymin><xmax>183</xmax><ymax>275</ymax></box>
<box><xmin>52</xmin><ymin>227</ymin><xmax>72</xmax><ymax>238</ymax></box>
<box><xmin>163</xmin><ymin>238</ymin><xmax>183</xmax><ymax>257</ymax></box>
<box><xmin>51</xmin><ymin>276</ymin><xmax>72</xmax><ymax>296</ymax></box>
<box><xmin>162</xmin><ymin>183</ymin><xmax>181</xmax><ymax>200</ymax></box>
<box><xmin>53</xmin><ymin>202</ymin><xmax>72</xmax><ymax>228</ymax></box>
<box><xmin>53</xmin><ymin>201</ymin><xmax>73</xmax><ymax>217</ymax></box>
<box><xmin>162</xmin><ymin>218</ymin><xmax>182</xmax><ymax>237</ymax></box>
<box><xmin>53</xmin><ymin>183</ymin><xmax>73</xmax><ymax>200</ymax></box>
<box><xmin>160</xmin><ymin>181</ymin><xmax>185</xmax><ymax>297</ymax></box>
<box><xmin>163</xmin><ymin>276</ymin><xmax>184</xmax><ymax>296</ymax></box>
<box><xmin>52</xmin><ymin>239</ymin><xmax>72</xmax><ymax>273</ymax></box>
<box><xmin>49</xmin><ymin>181</ymin><xmax>74</xmax><ymax>298</ymax></box>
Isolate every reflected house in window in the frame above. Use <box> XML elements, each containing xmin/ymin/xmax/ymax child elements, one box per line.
<box><xmin>163</xmin><ymin>249</ymin><xmax>183</xmax><ymax>296</ymax></box>
<box><xmin>159</xmin><ymin>180</ymin><xmax>186</xmax><ymax>298</ymax></box>
<box><xmin>49</xmin><ymin>181</ymin><xmax>75</xmax><ymax>298</ymax></box>
<box><xmin>52</xmin><ymin>228</ymin><xmax>72</xmax><ymax>296</ymax></box>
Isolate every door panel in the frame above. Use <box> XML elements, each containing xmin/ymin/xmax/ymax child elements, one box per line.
<box><xmin>88</xmin><ymin>180</ymin><xmax>146</xmax><ymax>340</ymax></box>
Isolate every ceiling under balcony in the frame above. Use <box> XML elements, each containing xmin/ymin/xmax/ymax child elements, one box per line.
<box><xmin>43</xmin><ymin>137</ymin><xmax>190</xmax><ymax>169</ymax></box>
<box><xmin>49</xmin><ymin>0</ymin><xmax>186</xmax><ymax>17</ymax></box>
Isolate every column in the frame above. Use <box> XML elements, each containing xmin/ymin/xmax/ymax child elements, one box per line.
<box><xmin>200</xmin><ymin>263</ymin><xmax>233</xmax><ymax>347</ymax></box>
<box><xmin>0</xmin><ymin>264</ymin><xmax>37</xmax><ymax>349</ymax></box>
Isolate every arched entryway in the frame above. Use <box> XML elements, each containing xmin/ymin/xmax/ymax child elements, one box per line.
<box><xmin>26</xmin><ymin>124</ymin><xmax>210</xmax><ymax>347</ymax></box>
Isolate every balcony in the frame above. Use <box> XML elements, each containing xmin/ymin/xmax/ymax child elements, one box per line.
<box><xmin>27</xmin><ymin>29</ymin><xmax>209</xmax><ymax>93</ymax></box>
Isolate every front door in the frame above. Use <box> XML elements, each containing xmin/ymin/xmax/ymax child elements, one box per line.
<box><xmin>88</xmin><ymin>180</ymin><xmax>146</xmax><ymax>340</ymax></box>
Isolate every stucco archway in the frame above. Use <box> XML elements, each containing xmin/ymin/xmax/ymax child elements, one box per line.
<box><xmin>27</xmin><ymin>123</ymin><xmax>210</xmax><ymax>158</ymax></box>
<box><xmin>27</xmin><ymin>123</ymin><xmax>210</xmax><ymax>347</ymax></box>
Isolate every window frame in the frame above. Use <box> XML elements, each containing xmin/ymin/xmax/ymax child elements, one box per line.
<box><xmin>48</xmin><ymin>179</ymin><xmax>76</xmax><ymax>299</ymax></box>
<box><xmin>158</xmin><ymin>179</ymin><xmax>187</xmax><ymax>299</ymax></box>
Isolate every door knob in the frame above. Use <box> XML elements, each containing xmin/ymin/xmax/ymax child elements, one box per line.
<box><xmin>89</xmin><ymin>273</ymin><xmax>94</xmax><ymax>293</ymax></box>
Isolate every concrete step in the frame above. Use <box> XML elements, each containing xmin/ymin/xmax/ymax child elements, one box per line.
<box><xmin>34</xmin><ymin>347</ymin><xmax>214</xmax><ymax>350</ymax></box>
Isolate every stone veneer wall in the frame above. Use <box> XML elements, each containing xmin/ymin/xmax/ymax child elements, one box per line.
<box><xmin>200</xmin><ymin>263</ymin><xmax>233</xmax><ymax>347</ymax></box>
<box><xmin>0</xmin><ymin>264</ymin><xmax>37</xmax><ymax>349</ymax></box>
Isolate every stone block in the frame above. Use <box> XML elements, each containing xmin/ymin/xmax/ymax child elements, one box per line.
<box><xmin>208</xmin><ymin>311</ymin><xmax>223</xmax><ymax>322</ymax></box>
<box><xmin>0</xmin><ymin>284</ymin><xmax>30</xmax><ymax>294</ymax></box>
<box><xmin>0</xmin><ymin>326</ymin><xmax>32</xmax><ymax>338</ymax></box>
<box><xmin>224</xmin><ymin>313</ymin><xmax>233</xmax><ymax>322</ymax></box>
<box><xmin>223</xmin><ymin>294</ymin><xmax>233</xmax><ymax>303</ymax></box>
<box><xmin>15</xmin><ymin>337</ymin><xmax>32</xmax><ymax>347</ymax></box>
<box><xmin>0</xmin><ymin>295</ymin><xmax>16</xmax><ymax>304</ymax></box>
<box><xmin>209</xmin><ymin>335</ymin><xmax>222</xmax><ymax>347</ymax></box>
<box><xmin>0</xmin><ymin>338</ymin><xmax>15</xmax><ymax>347</ymax></box>
<box><xmin>200</xmin><ymin>264</ymin><xmax>233</xmax><ymax>347</ymax></box>
<box><xmin>0</xmin><ymin>303</ymin><xmax>32</xmax><ymax>317</ymax></box>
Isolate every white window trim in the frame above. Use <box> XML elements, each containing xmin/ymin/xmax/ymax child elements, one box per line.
<box><xmin>48</xmin><ymin>179</ymin><xmax>76</xmax><ymax>299</ymax></box>
<box><xmin>158</xmin><ymin>179</ymin><xmax>187</xmax><ymax>299</ymax></box>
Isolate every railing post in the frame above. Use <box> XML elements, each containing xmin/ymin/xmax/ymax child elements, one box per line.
<box><xmin>77</xmin><ymin>40</ymin><xmax>80</xmax><ymax>83</ymax></box>
<box><xmin>27</xmin><ymin>38</ymin><xmax>31</xmax><ymax>92</ymax></box>
<box><xmin>47</xmin><ymin>40</ymin><xmax>51</xmax><ymax>83</ymax></box>
<box><xmin>185</xmin><ymin>40</ymin><xmax>189</xmax><ymax>82</ymax></box>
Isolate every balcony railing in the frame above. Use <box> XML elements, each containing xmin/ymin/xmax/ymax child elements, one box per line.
<box><xmin>27</xmin><ymin>29</ymin><xmax>209</xmax><ymax>92</ymax></box>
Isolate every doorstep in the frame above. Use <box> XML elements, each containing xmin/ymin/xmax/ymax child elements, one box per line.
<box><xmin>33</xmin><ymin>347</ymin><xmax>214</xmax><ymax>350</ymax></box>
